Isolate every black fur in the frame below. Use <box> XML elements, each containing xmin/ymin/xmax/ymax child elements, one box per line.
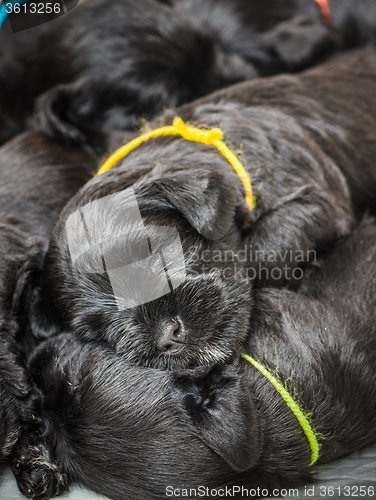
<box><xmin>9</xmin><ymin>334</ymin><xmax>292</xmax><ymax>500</ymax></box>
<box><xmin>33</xmin><ymin>49</ymin><xmax>376</xmax><ymax>370</ymax></box>
<box><xmin>163</xmin><ymin>0</ymin><xmax>376</xmax><ymax>61</ymax></box>
<box><xmin>0</xmin><ymin>132</ymin><xmax>96</xmax><ymax>477</ymax></box>
<box><xmin>0</xmin><ymin>221</ymin><xmax>43</xmax><ymax>463</ymax></box>
<box><xmin>1</xmin><ymin>0</ymin><xmax>376</xmax><ymax>146</ymax></box>
<box><xmin>12</xmin><ymin>218</ymin><xmax>376</xmax><ymax>498</ymax></box>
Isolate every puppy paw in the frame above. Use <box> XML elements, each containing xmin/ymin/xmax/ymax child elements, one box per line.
<box><xmin>11</xmin><ymin>435</ymin><xmax>68</xmax><ymax>499</ymax></box>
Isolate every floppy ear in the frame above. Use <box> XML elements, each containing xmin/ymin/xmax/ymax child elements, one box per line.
<box><xmin>172</xmin><ymin>365</ymin><xmax>260</xmax><ymax>472</ymax></box>
<box><xmin>263</xmin><ymin>15</ymin><xmax>336</xmax><ymax>70</ymax></box>
<box><xmin>151</xmin><ymin>169</ymin><xmax>238</xmax><ymax>240</ymax></box>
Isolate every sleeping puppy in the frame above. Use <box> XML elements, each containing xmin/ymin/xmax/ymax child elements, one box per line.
<box><xmin>31</xmin><ymin>49</ymin><xmax>376</xmax><ymax>371</ymax></box>
<box><xmin>0</xmin><ymin>221</ymin><xmax>43</xmax><ymax>465</ymax></box>
<box><xmin>0</xmin><ymin>132</ymin><xmax>96</xmax><ymax>477</ymax></box>
<box><xmin>12</xmin><ymin>219</ymin><xmax>376</xmax><ymax>499</ymax></box>
<box><xmin>10</xmin><ymin>335</ymin><xmax>259</xmax><ymax>500</ymax></box>
<box><xmin>0</xmin><ymin>0</ymin><xmax>256</xmax><ymax>147</ymax></box>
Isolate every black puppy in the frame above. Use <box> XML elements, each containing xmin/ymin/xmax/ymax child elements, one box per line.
<box><xmin>32</xmin><ymin>49</ymin><xmax>376</xmax><ymax>370</ymax></box>
<box><xmin>0</xmin><ymin>220</ymin><xmax>43</xmax><ymax>464</ymax></box>
<box><xmin>174</xmin><ymin>216</ymin><xmax>376</xmax><ymax>489</ymax></box>
<box><xmin>2</xmin><ymin>0</ymin><xmax>376</xmax><ymax>148</ymax></box>
<box><xmin>0</xmin><ymin>131</ymin><xmax>96</xmax><ymax>490</ymax></box>
<box><xmin>0</xmin><ymin>0</ymin><xmax>256</xmax><ymax>147</ymax></box>
<box><xmin>12</xmin><ymin>218</ymin><xmax>376</xmax><ymax>499</ymax></box>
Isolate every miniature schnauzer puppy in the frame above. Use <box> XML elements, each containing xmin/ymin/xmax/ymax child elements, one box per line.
<box><xmin>172</xmin><ymin>217</ymin><xmax>376</xmax><ymax>488</ymax></box>
<box><xmin>0</xmin><ymin>131</ymin><xmax>96</xmax><ymax>474</ymax></box>
<box><xmin>31</xmin><ymin>49</ymin><xmax>376</xmax><ymax>371</ymax></box>
<box><xmin>0</xmin><ymin>0</ymin><xmax>256</xmax><ymax>147</ymax></box>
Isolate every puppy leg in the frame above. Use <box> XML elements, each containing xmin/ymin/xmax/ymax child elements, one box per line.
<box><xmin>11</xmin><ymin>432</ymin><xmax>68</xmax><ymax>500</ymax></box>
<box><xmin>0</xmin><ymin>338</ymin><xmax>31</xmax><ymax>399</ymax></box>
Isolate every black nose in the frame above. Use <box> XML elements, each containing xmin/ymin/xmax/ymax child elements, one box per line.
<box><xmin>157</xmin><ymin>318</ymin><xmax>187</xmax><ymax>353</ymax></box>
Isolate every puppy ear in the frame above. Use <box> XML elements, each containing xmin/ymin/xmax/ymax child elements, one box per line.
<box><xmin>263</xmin><ymin>15</ymin><xmax>336</xmax><ymax>70</ymax></box>
<box><xmin>172</xmin><ymin>365</ymin><xmax>260</xmax><ymax>471</ymax></box>
<box><xmin>151</xmin><ymin>170</ymin><xmax>238</xmax><ymax>240</ymax></box>
<box><xmin>11</xmin><ymin>236</ymin><xmax>48</xmax><ymax>314</ymax></box>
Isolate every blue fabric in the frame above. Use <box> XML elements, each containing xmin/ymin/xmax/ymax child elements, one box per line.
<box><xmin>0</xmin><ymin>0</ymin><xmax>31</xmax><ymax>30</ymax></box>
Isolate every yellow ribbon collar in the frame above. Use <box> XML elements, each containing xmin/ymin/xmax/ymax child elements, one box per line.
<box><xmin>241</xmin><ymin>353</ymin><xmax>320</xmax><ymax>466</ymax></box>
<box><xmin>96</xmin><ymin>117</ymin><xmax>256</xmax><ymax>212</ymax></box>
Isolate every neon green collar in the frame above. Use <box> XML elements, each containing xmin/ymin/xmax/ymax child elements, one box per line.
<box><xmin>241</xmin><ymin>353</ymin><xmax>320</xmax><ymax>466</ymax></box>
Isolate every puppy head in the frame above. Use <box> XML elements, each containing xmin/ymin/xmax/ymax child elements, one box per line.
<box><xmin>24</xmin><ymin>335</ymin><xmax>261</xmax><ymax>499</ymax></box>
<box><xmin>39</xmin><ymin>165</ymin><xmax>252</xmax><ymax>369</ymax></box>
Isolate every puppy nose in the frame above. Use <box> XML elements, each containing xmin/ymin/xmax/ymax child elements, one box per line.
<box><xmin>157</xmin><ymin>319</ymin><xmax>186</xmax><ymax>353</ymax></box>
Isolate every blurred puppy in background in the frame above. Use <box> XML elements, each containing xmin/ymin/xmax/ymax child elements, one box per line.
<box><xmin>31</xmin><ymin>49</ymin><xmax>376</xmax><ymax>371</ymax></box>
<box><xmin>0</xmin><ymin>131</ymin><xmax>96</xmax><ymax>479</ymax></box>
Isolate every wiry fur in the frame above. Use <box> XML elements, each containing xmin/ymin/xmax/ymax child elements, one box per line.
<box><xmin>0</xmin><ymin>0</ymin><xmax>256</xmax><ymax>147</ymax></box>
<box><xmin>32</xmin><ymin>50</ymin><xmax>376</xmax><ymax>370</ymax></box>
<box><xmin>0</xmin><ymin>222</ymin><xmax>42</xmax><ymax>463</ymax></box>
<box><xmin>173</xmin><ymin>217</ymin><xmax>376</xmax><ymax>491</ymax></box>
<box><xmin>0</xmin><ymin>131</ymin><xmax>97</xmax><ymax>490</ymax></box>
<box><xmin>2</xmin><ymin>0</ymin><xmax>376</xmax><ymax>146</ymax></box>
<box><xmin>12</xmin><ymin>218</ymin><xmax>376</xmax><ymax>499</ymax></box>
<box><xmin>10</xmin><ymin>334</ymin><xmax>300</xmax><ymax>500</ymax></box>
